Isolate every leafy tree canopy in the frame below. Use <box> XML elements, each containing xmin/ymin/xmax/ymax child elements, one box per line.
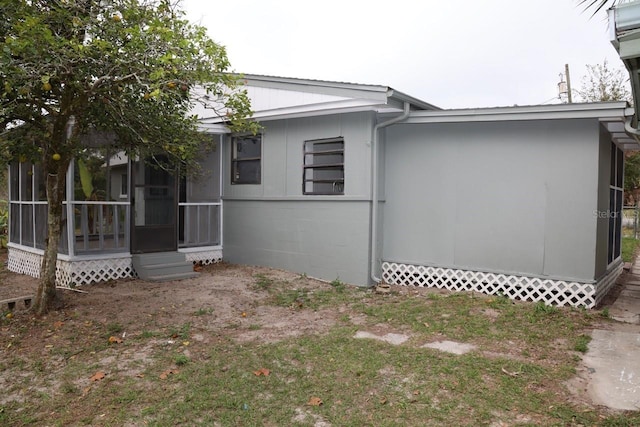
<box><xmin>0</xmin><ymin>0</ymin><xmax>257</xmax><ymax>169</ymax></box>
<box><xmin>0</xmin><ymin>0</ymin><xmax>258</xmax><ymax>314</ymax></box>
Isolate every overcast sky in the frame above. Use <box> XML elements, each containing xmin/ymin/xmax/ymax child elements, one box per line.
<box><xmin>181</xmin><ymin>0</ymin><xmax>626</xmax><ymax>109</ymax></box>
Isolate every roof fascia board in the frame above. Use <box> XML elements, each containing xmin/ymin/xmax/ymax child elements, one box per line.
<box><xmin>197</xmin><ymin>123</ymin><xmax>229</xmax><ymax>133</ymax></box>
<box><xmin>387</xmin><ymin>89</ymin><xmax>441</xmax><ymax>111</ymax></box>
<box><xmin>240</xmin><ymin>74</ymin><xmax>390</xmax><ymax>103</ymax></box>
<box><xmin>405</xmin><ymin>102</ymin><xmax>629</xmax><ymax>124</ymax></box>
<box><xmin>200</xmin><ymin>99</ymin><xmax>390</xmax><ymax>124</ymax></box>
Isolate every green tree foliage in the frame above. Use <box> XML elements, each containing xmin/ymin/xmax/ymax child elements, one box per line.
<box><xmin>0</xmin><ymin>0</ymin><xmax>258</xmax><ymax>313</ymax></box>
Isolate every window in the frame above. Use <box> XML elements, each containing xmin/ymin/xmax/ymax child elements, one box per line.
<box><xmin>231</xmin><ymin>135</ymin><xmax>261</xmax><ymax>184</ymax></box>
<box><xmin>303</xmin><ymin>137</ymin><xmax>344</xmax><ymax>195</ymax></box>
<box><xmin>608</xmin><ymin>141</ymin><xmax>624</xmax><ymax>265</ymax></box>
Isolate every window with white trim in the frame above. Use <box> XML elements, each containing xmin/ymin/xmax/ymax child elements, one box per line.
<box><xmin>608</xmin><ymin>141</ymin><xmax>624</xmax><ymax>264</ymax></box>
<box><xmin>231</xmin><ymin>134</ymin><xmax>261</xmax><ymax>184</ymax></box>
<box><xmin>303</xmin><ymin>137</ymin><xmax>344</xmax><ymax>195</ymax></box>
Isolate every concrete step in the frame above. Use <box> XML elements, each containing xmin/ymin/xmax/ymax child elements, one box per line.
<box><xmin>133</xmin><ymin>252</ymin><xmax>188</xmax><ymax>267</ymax></box>
<box><xmin>141</xmin><ymin>262</ymin><xmax>195</xmax><ymax>276</ymax></box>
<box><xmin>132</xmin><ymin>252</ymin><xmax>198</xmax><ymax>282</ymax></box>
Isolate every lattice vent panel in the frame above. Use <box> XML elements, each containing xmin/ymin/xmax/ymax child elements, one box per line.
<box><xmin>7</xmin><ymin>248</ymin><xmax>42</xmax><ymax>278</ymax></box>
<box><xmin>184</xmin><ymin>249</ymin><xmax>223</xmax><ymax>265</ymax></box>
<box><xmin>56</xmin><ymin>258</ymin><xmax>134</xmax><ymax>288</ymax></box>
<box><xmin>382</xmin><ymin>262</ymin><xmax>600</xmax><ymax>308</ymax></box>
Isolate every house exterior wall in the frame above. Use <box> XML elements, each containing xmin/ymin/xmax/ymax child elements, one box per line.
<box><xmin>383</xmin><ymin>119</ymin><xmax>601</xmax><ymax>283</ymax></box>
<box><xmin>222</xmin><ymin>112</ymin><xmax>375</xmax><ymax>285</ymax></box>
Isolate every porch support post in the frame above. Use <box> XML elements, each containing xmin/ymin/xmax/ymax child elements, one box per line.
<box><xmin>66</xmin><ymin>160</ymin><xmax>75</xmax><ymax>257</ymax></box>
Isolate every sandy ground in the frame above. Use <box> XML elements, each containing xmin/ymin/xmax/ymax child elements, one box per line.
<box><xmin>0</xmin><ymin>251</ymin><xmax>352</xmax><ymax>344</ymax></box>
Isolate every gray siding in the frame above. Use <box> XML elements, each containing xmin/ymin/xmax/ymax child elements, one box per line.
<box><xmin>383</xmin><ymin>119</ymin><xmax>601</xmax><ymax>282</ymax></box>
<box><xmin>224</xmin><ymin>112</ymin><xmax>374</xmax><ymax>198</ymax></box>
<box><xmin>223</xmin><ymin>200</ymin><xmax>370</xmax><ymax>284</ymax></box>
<box><xmin>222</xmin><ymin>112</ymin><xmax>375</xmax><ymax>285</ymax></box>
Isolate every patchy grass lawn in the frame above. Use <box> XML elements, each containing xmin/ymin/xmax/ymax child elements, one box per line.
<box><xmin>0</xmin><ymin>260</ymin><xmax>638</xmax><ymax>426</ymax></box>
<box><xmin>622</xmin><ymin>236</ymin><xmax>640</xmax><ymax>263</ymax></box>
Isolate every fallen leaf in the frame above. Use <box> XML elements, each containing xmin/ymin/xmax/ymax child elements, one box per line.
<box><xmin>182</xmin><ymin>341</ymin><xmax>190</xmax><ymax>346</ymax></box>
<box><xmin>253</xmin><ymin>368</ymin><xmax>270</xmax><ymax>376</ymax></box>
<box><xmin>501</xmin><ymin>367</ymin><xmax>520</xmax><ymax>377</ymax></box>
<box><xmin>108</xmin><ymin>336</ymin><xmax>123</xmax><ymax>344</ymax></box>
<box><xmin>159</xmin><ymin>369</ymin><xmax>179</xmax><ymax>380</ymax></box>
<box><xmin>53</xmin><ymin>321</ymin><xmax>64</xmax><ymax>329</ymax></box>
<box><xmin>307</xmin><ymin>396</ymin><xmax>323</xmax><ymax>406</ymax></box>
<box><xmin>379</xmin><ymin>397</ymin><xmax>388</xmax><ymax>405</ymax></box>
<box><xmin>135</xmin><ymin>373</ymin><xmax>145</xmax><ymax>378</ymax></box>
<box><xmin>194</xmin><ymin>264</ymin><xmax>203</xmax><ymax>272</ymax></box>
<box><xmin>44</xmin><ymin>344</ymin><xmax>53</xmax><ymax>349</ymax></box>
<box><xmin>90</xmin><ymin>371</ymin><xmax>106</xmax><ymax>382</ymax></box>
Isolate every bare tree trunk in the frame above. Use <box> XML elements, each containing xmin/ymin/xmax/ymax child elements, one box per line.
<box><xmin>33</xmin><ymin>162</ymin><xmax>68</xmax><ymax>315</ymax></box>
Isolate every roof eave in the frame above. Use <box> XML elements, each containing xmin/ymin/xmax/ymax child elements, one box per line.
<box><xmin>404</xmin><ymin>102</ymin><xmax>630</xmax><ymax>124</ymax></box>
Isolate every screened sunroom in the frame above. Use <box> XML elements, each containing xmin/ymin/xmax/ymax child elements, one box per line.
<box><xmin>6</xmin><ymin>136</ymin><xmax>224</xmax><ymax>287</ymax></box>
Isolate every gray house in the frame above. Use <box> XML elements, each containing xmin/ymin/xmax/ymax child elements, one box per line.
<box><xmin>6</xmin><ymin>75</ymin><xmax>639</xmax><ymax>307</ymax></box>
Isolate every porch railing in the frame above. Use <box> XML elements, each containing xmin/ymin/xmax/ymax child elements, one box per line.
<box><xmin>71</xmin><ymin>201</ymin><xmax>130</xmax><ymax>254</ymax></box>
<box><xmin>178</xmin><ymin>202</ymin><xmax>221</xmax><ymax>248</ymax></box>
<box><xmin>11</xmin><ymin>200</ymin><xmax>220</xmax><ymax>255</ymax></box>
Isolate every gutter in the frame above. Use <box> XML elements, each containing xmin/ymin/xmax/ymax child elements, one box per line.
<box><xmin>370</xmin><ymin>101</ymin><xmax>410</xmax><ymax>284</ymax></box>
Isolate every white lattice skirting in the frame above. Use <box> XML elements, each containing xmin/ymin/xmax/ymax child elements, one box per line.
<box><xmin>382</xmin><ymin>261</ymin><xmax>623</xmax><ymax>308</ymax></box>
<box><xmin>181</xmin><ymin>248</ymin><xmax>223</xmax><ymax>265</ymax></box>
<box><xmin>7</xmin><ymin>247</ymin><xmax>134</xmax><ymax>288</ymax></box>
<box><xmin>8</xmin><ymin>247</ymin><xmax>224</xmax><ymax>287</ymax></box>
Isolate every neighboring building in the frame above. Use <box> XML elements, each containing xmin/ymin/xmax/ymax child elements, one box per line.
<box><xmin>6</xmin><ymin>75</ymin><xmax>639</xmax><ymax>307</ymax></box>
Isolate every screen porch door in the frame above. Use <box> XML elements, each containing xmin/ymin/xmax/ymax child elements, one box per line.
<box><xmin>130</xmin><ymin>158</ymin><xmax>178</xmax><ymax>253</ymax></box>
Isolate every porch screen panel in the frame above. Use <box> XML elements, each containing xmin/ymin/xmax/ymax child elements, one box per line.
<box><xmin>9</xmin><ymin>162</ymin><xmax>18</xmax><ymax>200</ymax></box>
<box><xmin>179</xmin><ymin>145</ymin><xmax>221</xmax><ymax>248</ymax></box>
<box><xmin>179</xmin><ymin>204</ymin><xmax>220</xmax><ymax>247</ymax></box>
<box><xmin>20</xmin><ymin>204</ymin><xmax>34</xmax><ymax>247</ymax></box>
<box><xmin>20</xmin><ymin>162</ymin><xmax>33</xmax><ymax>202</ymax></box>
<box><xmin>608</xmin><ymin>142</ymin><xmax>624</xmax><ymax>264</ymax></box>
<box><xmin>9</xmin><ymin>204</ymin><xmax>19</xmax><ymax>243</ymax></box>
<box><xmin>35</xmin><ymin>204</ymin><xmax>47</xmax><ymax>250</ymax></box>
<box><xmin>72</xmin><ymin>150</ymin><xmax>130</xmax><ymax>254</ymax></box>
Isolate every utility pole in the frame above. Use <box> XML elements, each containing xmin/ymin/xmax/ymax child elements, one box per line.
<box><xmin>565</xmin><ymin>64</ymin><xmax>573</xmax><ymax>103</ymax></box>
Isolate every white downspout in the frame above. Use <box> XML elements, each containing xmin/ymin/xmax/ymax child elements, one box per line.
<box><xmin>370</xmin><ymin>101</ymin><xmax>410</xmax><ymax>284</ymax></box>
<box><xmin>625</xmin><ymin>116</ymin><xmax>640</xmax><ymax>140</ymax></box>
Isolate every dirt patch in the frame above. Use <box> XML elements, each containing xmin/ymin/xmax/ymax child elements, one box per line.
<box><xmin>0</xmin><ymin>250</ymin><xmax>39</xmax><ymax>300</ymax></box>
<box><xmin>2</xmin><ymin>261</ymin><xmax>341</xmax><ymax>343</ymax></box>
